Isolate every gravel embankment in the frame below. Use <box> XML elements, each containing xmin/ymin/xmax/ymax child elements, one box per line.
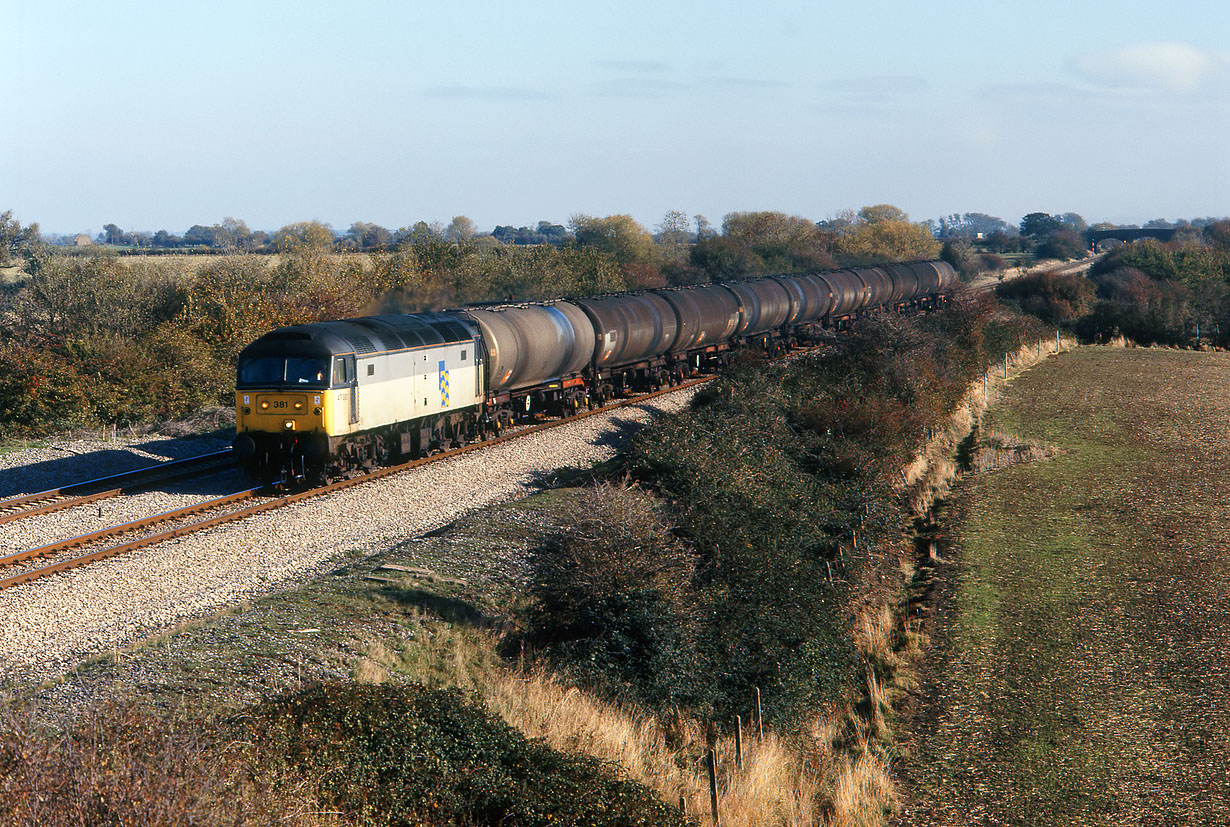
<box><xmin>0</xmin><ymin>391</ymin><xmax>698</xmax><ymax>686</ymax></box>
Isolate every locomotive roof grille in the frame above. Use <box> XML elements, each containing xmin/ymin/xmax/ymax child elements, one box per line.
<box><xmin>348</xmin><ymin>335</ymin><xmax>377</xmax><ymax>354</ymax></box>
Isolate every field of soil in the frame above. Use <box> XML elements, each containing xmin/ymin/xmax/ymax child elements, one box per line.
<box><xmin>899</xmin><ymin>346</ymin><xmax>1230</xmax><ymax>825</ymax></box>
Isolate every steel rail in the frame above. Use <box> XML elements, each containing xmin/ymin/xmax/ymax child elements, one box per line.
<box><xmin>0</xmin><ymin>488</ymin><xmax>263</xmax><ymax>576</ymax></box>
<box><xmin>0</xmin><ymin>377</ymin><xmax>713</xmax><ymax>591</ymax></box>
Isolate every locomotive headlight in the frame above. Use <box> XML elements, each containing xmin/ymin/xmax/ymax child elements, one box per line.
<box><xmin>314</xmin><ymin>407</ymin><xmax>322</xmax><ymax>415</ymax></box>
<box><xmin>283</xmin><ymin>419</ymin><xmax>295</xmax><ymax>431</ymax></box>
<box><xmin>260</xmin><ymin>401</ymin><xmax>270</xmax><ymax>410</ymax></box>
<box><xmin>294</xmin><ymin>402</ymin><xmax>304</xmax><ymax>411</ymax></box>
<box><xmin>243</xmin><ymin>406</ymin><xmax>251</xmax><ymax>415</ymax></box>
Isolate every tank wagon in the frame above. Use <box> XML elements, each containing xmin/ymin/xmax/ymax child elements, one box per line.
<box><xmin>233</xmin><ymin>260</ymin><xmax>956</xmax><ymax>483</ymax></box>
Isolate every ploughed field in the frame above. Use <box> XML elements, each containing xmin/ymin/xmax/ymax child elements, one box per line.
<box><xmin>901</xmin><ymin>347</ymin><xmax>1230</xmax><ymax>825</ymax></box>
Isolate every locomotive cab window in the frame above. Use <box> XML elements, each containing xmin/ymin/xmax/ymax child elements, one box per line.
<box><xmin>333</xmin><ymin>358</ymin><xmax>348</xmax><ymax>385</ymax></box>
<box><xmin>238</xmin><ymin>357</ymin><xmax>283</xmax><ymax>387</ymax></box>
<box><xmin>285</xmin><ymin>358</ymin><xmax>328</xmax><ymax>387</ymax></box>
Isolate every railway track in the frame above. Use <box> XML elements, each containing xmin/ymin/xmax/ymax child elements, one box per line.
<box><xmin>968</xmin><ymin>253</ymin><xmax>1101</xmax><ymax>294</ymax></box>
<box><xmin>0</xmin><ymin>450</ymin><xmax>235</xmax><ymax>527</ymax></box>
<box><xmin>0</xmin><ymin>376</ymin><xmax>713</xmax><ymax>592</ymax></box>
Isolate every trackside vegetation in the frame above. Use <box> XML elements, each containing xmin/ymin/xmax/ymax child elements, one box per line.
<box><xmin>0</xmin><ymin>684</ymin><xmax>687</xmax><ymax>826</ymax></box>
<box><xmin>524</xmin><ymin>293</ymin><xmax>1050</xmax><ymax>726</ymax></box>
<box><xmin>997</xmin><ymin>223</ymin><xmax>1230</xmax><ymax>346</ymax></box>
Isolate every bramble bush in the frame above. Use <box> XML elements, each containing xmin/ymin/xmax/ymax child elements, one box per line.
<box><xmin>245</xmin><ymin>683</ymin><xmax>687</xmax><ymax>826</ymax></box>
<box><xmin>526</xmin><ymin>483</ymin><xmax>702</xmax><ymax>709</ymax></box>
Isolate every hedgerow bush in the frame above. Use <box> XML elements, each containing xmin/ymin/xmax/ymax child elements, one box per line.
<box><xmin>995</xmin><ymin>270</ymin><xmax>1096</xmax><ymax>325</ymax></box>
<box><xmin>526</xmin><ymin>483</ymin><xmax>702</xmax><ymax>709</ymax></box>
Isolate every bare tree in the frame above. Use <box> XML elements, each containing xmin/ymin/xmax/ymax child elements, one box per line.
<box><xmin>656</xmin><ymin>210</ymin><xmax>690</xmax><ymax>262</ymax></box>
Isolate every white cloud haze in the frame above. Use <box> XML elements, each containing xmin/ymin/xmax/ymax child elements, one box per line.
<box><xmin>1070</xmin><ymin>41</ymin><xmax>1224</xmax><ymax>93</ymax></box>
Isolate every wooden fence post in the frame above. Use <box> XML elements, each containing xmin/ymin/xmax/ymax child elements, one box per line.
<box><xmin>707</xmin><ymin>750</ymin><xmax>720</xmax><ymax>825</ymax></box>
<box><xmin>735</xmin><ymin>715</ymin><xmax>743</xmax><ymax>768</ymax></box>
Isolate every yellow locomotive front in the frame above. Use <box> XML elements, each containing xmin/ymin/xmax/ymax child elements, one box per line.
<box><xmin>233</xmin><ymin>341</ymin><xmax>338</xmax><ymax>484</ymax></box>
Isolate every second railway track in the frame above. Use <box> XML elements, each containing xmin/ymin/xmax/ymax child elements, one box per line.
<box><xmin>0</xmin><ymin>450</ymin><xmax>236</xmax><ymax>527</ymax></box>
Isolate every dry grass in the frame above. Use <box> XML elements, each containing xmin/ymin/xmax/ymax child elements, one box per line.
<box><xmin>971</xmin><ymin>431</ymin><xmax>1057</xmax><ymax>473</ymax></box>
<box><xmin>830</xmin><ymin>744</ymin><xmax>899</xmax><ymax>827</ymax></box>
<box><xmin>351</xmin><ymin>639</ymin><xmax>392</xmax><ymax>684</ymax></box>
<box><xmin>467</xmin><ymin>614</ymin><xmax>925</xmax><ymax>827</ymax></box>
<box><xmin>480</xmin><ymin>665</ymin><xmax>848</xmax><ymax>825</ymax></box>
<box><xmin>856</xmin><ymin>605</ymin><xmax>899</xmax><ymax>670</ymax></box>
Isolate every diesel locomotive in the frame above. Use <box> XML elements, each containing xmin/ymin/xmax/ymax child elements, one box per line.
<box><xmin>232</xmin><ymin>260</ymin><xmax>956</xmax><ymax>483</ymax></box>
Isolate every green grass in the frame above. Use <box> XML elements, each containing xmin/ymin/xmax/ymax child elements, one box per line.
<box><xmin>903</xmin><ymin>346</ymin><xmax>1230</xmax><ymax>825</ymax></box>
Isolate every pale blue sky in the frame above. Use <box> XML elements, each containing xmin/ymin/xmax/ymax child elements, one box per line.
<box><xmin>3</xmin><ymin>0</ymin><xmax>1227</xmax><ymax>235</ymax></box>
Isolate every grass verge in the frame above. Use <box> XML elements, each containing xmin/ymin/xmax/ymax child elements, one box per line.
<box><xmin>899</xmin><ymin>346</ymin><xmax>1230</xmax><ymax>825</ymax></box>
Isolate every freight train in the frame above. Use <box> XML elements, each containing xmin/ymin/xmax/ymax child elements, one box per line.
<box><xmin>232</xmin><ymin>260</ymin><xmax>956</xmax><ymax>484</ymax></box>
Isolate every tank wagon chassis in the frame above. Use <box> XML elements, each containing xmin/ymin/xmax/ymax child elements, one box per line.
<box><xmin>233</xmin><ymin>261</ymin><xmax>956</xmax><ymax>486</ymax></box>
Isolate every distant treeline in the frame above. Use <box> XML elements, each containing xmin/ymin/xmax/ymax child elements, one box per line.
<box><xmin>997</xmin><ymin>221</ymin><xmax>1230</xmax><ymax>346</ymax></box>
